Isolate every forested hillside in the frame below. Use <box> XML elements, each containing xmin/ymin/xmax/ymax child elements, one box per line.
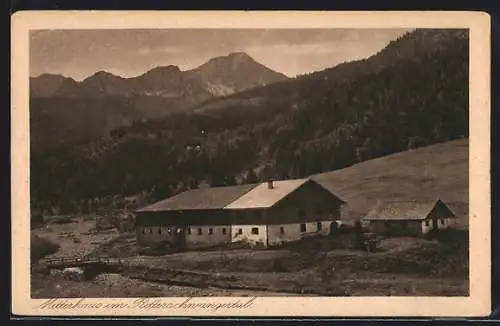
<box><xmin>30</xmin><ymin>29</ymin><xmax>469</xmax><ymax>215</ymax></box>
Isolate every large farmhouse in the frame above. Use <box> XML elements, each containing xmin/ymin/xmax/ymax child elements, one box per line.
<box><xmin>361</xmin><ymin>199</ymin><xmax>456</xmax><ymax>236</ymax></box>
<box><xmin>135</xmin><ymin>178</ymin><xmax>345</xmax><ymax>250</ymax></box>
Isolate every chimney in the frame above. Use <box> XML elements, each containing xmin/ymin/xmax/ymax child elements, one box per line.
<box><xmin>267</xmin><ymin>179</ymin><xmax>274</xmax><ymax>189</ymax></box>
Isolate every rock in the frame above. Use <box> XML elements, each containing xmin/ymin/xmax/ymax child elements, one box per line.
<box><xmin>49</xmin><ymin>269</ymin><xmax>64</xmax><ymax>277</ymax></box>
<box><xmin>62</xmin><ymin>267</ymin><xmax>86</xmax><ymax>281</ymax></box>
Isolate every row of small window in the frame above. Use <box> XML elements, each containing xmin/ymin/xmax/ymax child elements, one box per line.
<box><xmin>141</xmin><ymin>227</ymin><xmax>179</xmax><ymax>235</ymax></box>
<box><xmin>424</xmin><ymin>219</ymin><xmax>446</xmax><ymax>227</ymax></box>
<box><xmin>140</xmin><ymin>222</ymin><xmax>324</xmax><ymax>236</ymax></box>
<box><xmin>250</xmin><ymin>222</ymin><xmax>322</xmax><ymax>234</ymax></box>
<box><xmin>383</xmin><ymin>219</ymin><xmax>447</xmax><ymax>229</ymax></box>
<box><xmin>299</xmin><ymin>222</ymin><xmax>323</xmax><ymax>232</ymax></box>
<box><xmin>140</xmin><ymin>227</ymin><xmax>228</xmax><ymax>236</ymax></box>
<box><xmin>189</xmin><ymin>227</ymin><xmax>227</xmax><ymax>236</ymax></box>
<box><xmin>239</xmin><ymin>223</ymin><xmax>323</xmax><ymax>235</ymax></box>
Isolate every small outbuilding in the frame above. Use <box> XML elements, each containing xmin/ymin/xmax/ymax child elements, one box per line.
<box><xmin>361</xmin><ymin>199</ymin><xmax>456</xmax><ymax>236</ymax></box>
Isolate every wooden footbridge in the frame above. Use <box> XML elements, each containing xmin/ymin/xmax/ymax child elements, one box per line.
<box><xmin>41</xmin><ymin>256</ymin><xmax>126</xmax><ymax>269</ymax></box>
<box><xmin>36</xmin><ymin>255</ymin><xmax>131</xmax><ymax>280</ymax></box>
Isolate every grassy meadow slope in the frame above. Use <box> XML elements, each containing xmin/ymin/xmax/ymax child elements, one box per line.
<box><xmin>313</xmin><ymin>139</ymin><xmax>469</xmax><ymax>227</ymax></box>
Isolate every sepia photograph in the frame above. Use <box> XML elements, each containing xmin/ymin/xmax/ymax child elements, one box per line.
<box><xmin>11</xmin><ymin>11</ymin><xmax>491</xmax><ymax>317</ymax></box>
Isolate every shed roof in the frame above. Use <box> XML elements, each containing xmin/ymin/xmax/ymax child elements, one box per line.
<box><xmin>224</xmin><ymin>178</ymin><xmax>310</xmax><ymax>209</ymax></box>
<box><xmin>137</xmin><ymin>183</ymin><xmax>258</xmax><ymax>212</ymax></box>
<box><xmin>362</xmin><ymin>199</ymin><xmax>456</xmax><ymax>221</ymax></box>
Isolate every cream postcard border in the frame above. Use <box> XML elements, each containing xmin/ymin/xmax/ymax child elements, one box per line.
<box><xmin>11</xmin><ymin>11</ymin><xmax>491</xmax><ymax>317</ymax></box>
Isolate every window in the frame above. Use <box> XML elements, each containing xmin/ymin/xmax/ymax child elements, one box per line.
<box><xmin>142</xmin><ymin>228</ymin><xmax>145</xmax><ymax>234</ymax></box>
<box><xmin>298</xmin><ymin>209</ymin><xmax>305</xmax><ymax>218</ymax></box>
<box><xmin>209</xmin><ymin>228</ymin><xmax>214</xmax><ymax>235</ymax></box>
<box><xmin>237</xmin><ymin>228</ymin><xmax>243</xmax><ymax>235</ymax></box>
<box><xmin>251</xmin><ymin>227</ymin><xmax>259</xmax><ymax>235</ymax></box>
<box><xmin>280</xmin><ymin>226</ymin><xmax>285</xmax><ymax>234</ymax></box>
<box><xmin>149</xmin><ymin>228</ymin><xmax>153</xmax><ymax>234</ymax></box>
<box><xmin>222</xmin><ymin>228</ymin><xmax>227</xmax><ymax>235</ymax></box>
<box><xmin>197</xmin><ymin>228</ymin><xmax>203</xmax><ymax>235</ymax></box>
<box><xmin>300</xmin><ymin>223</ymin><xmax>307</xmax><ymax>232</ymax></box>
<box><xmin>317</xmin><ymin>222</ymin><xmax>322</xmax><ymax>231</ymax></box>
<box><xmin>425</xmin><ymin>220</ymin><xmax>430</xmax><ymax>227</ymax></box>
<box><xmin>158</xmin><ymin>228</ymin><xmax>162</xmax><ymax>235</ymax></box>
<box><xmin>187</xmin><ymin>227</ymin><xmax>191</xmax><ymax>235</ymax></box>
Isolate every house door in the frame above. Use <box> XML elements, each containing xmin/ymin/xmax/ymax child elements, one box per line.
<box><xmin>329</xmin><ymin>221</ymin><xmax>338</xmax><ymax>235</ymax></box>
<box><xmin>432</xmin><ymin>217</ymin><xmax>438</xmax><ymax>231</ymax></box>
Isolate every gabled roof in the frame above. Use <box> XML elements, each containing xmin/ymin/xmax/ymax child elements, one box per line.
<box><xmin>137</xmin><ymin>184</ymin><xmax>258</xmax><ymax>212</ymax></box>
<box><xmin>224</xmin><ymin>178</ymin><xmax>310</xmax><ymax>209</ymax></box>
<box><xmin>137</xmin><ymin>178</ymin><xmax>345</xmax><ymax>213</ymax></box>
<box><xmin>362</xmin><ymin>199</ymin><xmax>456</xmax><ymax>221</ymax></box>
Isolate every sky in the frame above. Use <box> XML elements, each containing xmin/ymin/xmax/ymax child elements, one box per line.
<box><xmin>30</xmin><ymin>28</ymin><xmax>413</xmax><ymax>81</ymax></box>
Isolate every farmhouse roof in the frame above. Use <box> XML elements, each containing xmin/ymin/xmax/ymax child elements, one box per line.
<box><xmin>362</xmin><ymin>199</ymin><xmax>456</xmax><ymax>221</ymax></box>
<box><xmin>137</xmin><ymin>178</ymin><xmax>345</xmax><ymax>213</ymax></box>
<box><xmin>224</xmin><ymin>178</ymin><xmax>312</xmax><ymax>209</ymax></box>
<box><xmin>137</xmin><ymin>184</ymin><xmax>258</xmax><ymax>212</ymax></box>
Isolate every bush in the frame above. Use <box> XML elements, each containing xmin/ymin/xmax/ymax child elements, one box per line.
<box><xmin>425</xmin><ymin>228</ymin><xmax>468</xmax><ymax>248</ymax></box>
<box><xmin>31</xmin><ymin>213</ymin><xmax>45</xmax><ymax>230</ymax></box>
<box><xmin>338</xmin><ymin>224</ymin><xmax>355</xmax><ymax>235</ymax></box>
<box><xmin>31</xmin><ymin>234</ymin><xmax>60</xmax><ymax>264</ymax></box>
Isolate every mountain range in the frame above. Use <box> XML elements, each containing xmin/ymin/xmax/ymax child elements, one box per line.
<box><xmin>30</xmin><ymin>28</ymin><xmax>469</xmax><ymax>215</ymax></box>
<box><xmin>31</xmin><ymin>52</ymin><xmax>288</xmax><ymax>98</ymax></box>
<box><xmin>30</xmin><ymin>52</ymin><xmax>288</xmax><ymax>151</ymax></box>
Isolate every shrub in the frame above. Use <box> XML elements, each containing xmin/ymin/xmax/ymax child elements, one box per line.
<box><xmin>338</xmin><ymin>224</ymin><xmax>355</xmax><ymax>235</ymax></box>
<box><xmin>425</xmin><ymin>228</ymin><xmax>469</xmax><ymax>249</ymax></box>
<box><xmin>31</xmin><ymin>213</ymin><xmax>45</xmax><ymax>230</ymax></box>
<box><xmin>31</xmin><ymin>234</ymin><xmax>60</xmax><ymax>264</ymax></box>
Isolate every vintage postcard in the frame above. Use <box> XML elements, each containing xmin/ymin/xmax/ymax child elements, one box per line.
<box><xmin>11</xmin><ymin>11</ymin><xmax>491</xmax><ymax>317</ymax></box>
